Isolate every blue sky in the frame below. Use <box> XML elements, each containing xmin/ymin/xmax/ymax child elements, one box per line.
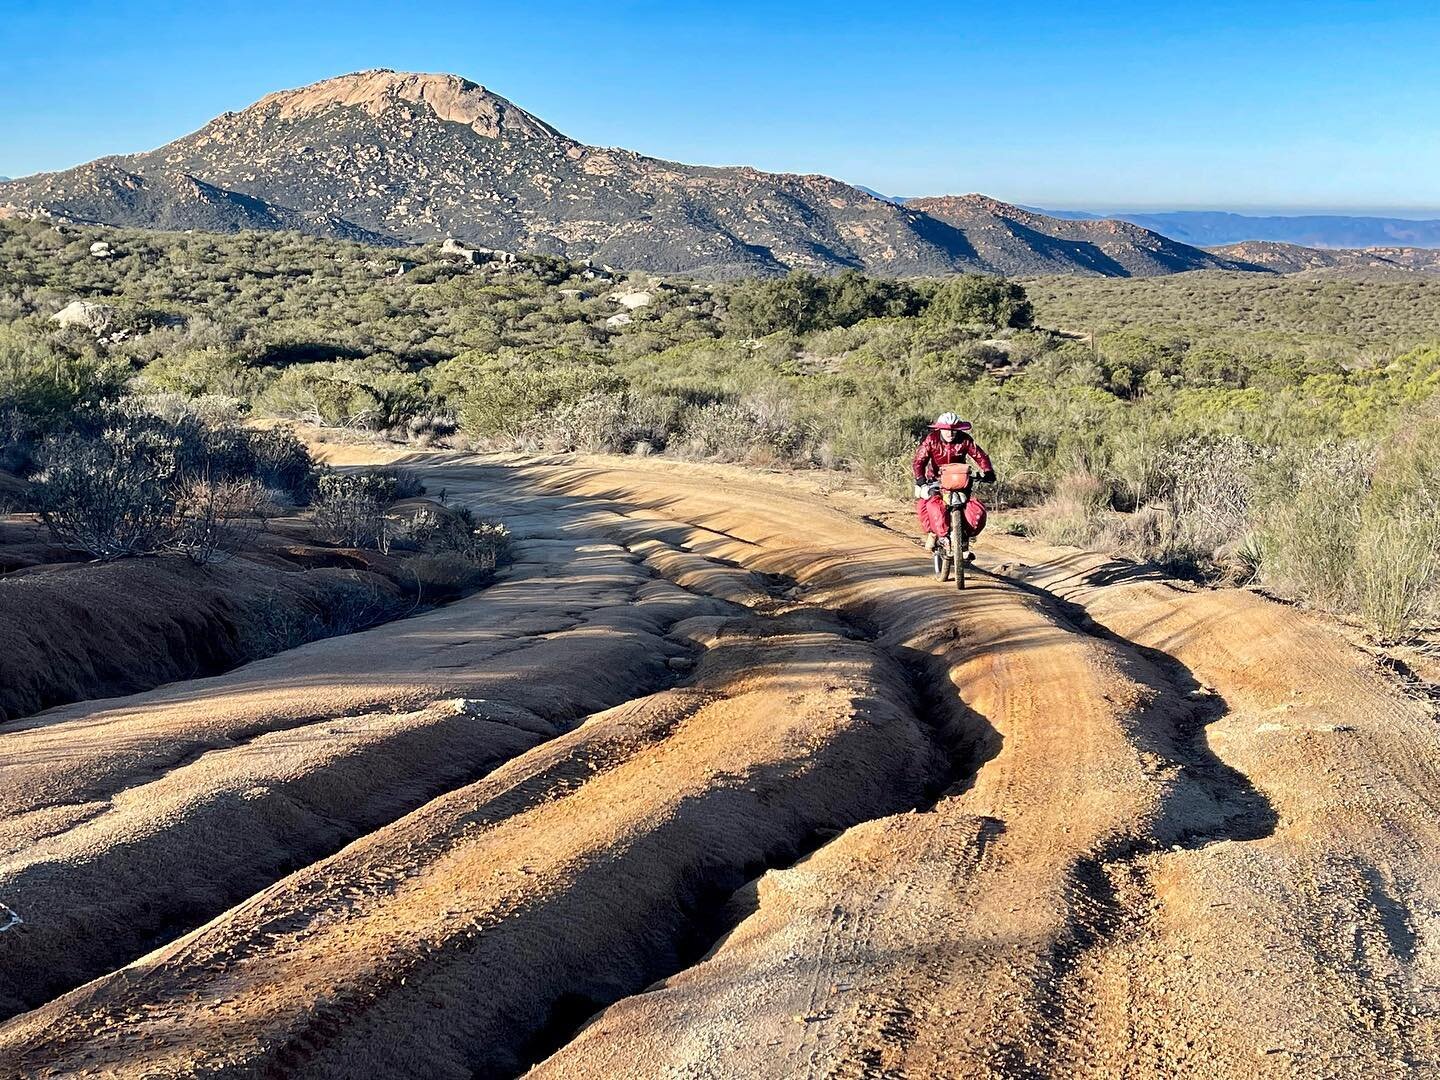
<box><xmin>2</xmin><ymin>0</ymin><xmax>1438</xmax><ymax>213</ymax></box>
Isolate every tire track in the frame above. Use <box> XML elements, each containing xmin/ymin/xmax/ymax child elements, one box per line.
<box><xmin>6</xmin><ymin>451</ymin><xmax>1437</xmax><ymax>1078</ymax></box>
<box><xmin>979</xmin><ymin>535</ymin><xmax>1440</xmax><ymax>1075</ymax></box>
<box><xmin>0</xmin><ymin>530</ymin><xmax>723</xmax><ymax>1023</ymax></box>
<box><xmin>0</xmin><ymin>615</ymin><xmax>940</xmax><ymax>1079</ymax></box>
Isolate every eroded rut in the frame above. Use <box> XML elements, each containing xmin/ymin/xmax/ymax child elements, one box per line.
<box><xmin>1</xmin><ymin>452</ymin><xmax>1438</xmax><ymax>1079</ymax></box>
<box><xmin>0</xmin><ymin>532</ymin><xmax>723</xmax><ymax>1022</ymax></box>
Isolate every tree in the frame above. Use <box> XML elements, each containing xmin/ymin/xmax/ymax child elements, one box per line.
<box><xmin>925</xmin><ymin>275</ymin><xmax>1033</xmax><ymax>330</ymax></box>
<box><xmin>726</xmin><ymin>271</ymin><xmax>829</xmax><ymax>336</ymax></box>
<box><xmin>825</xmin><ymin>270</ymin><xmax>925</xmax><ymax>325</ymax></box>
<box><xmin>726</xmin><ymin>270</ymin><xmax>926</xmax><ymax>336</ymax></box>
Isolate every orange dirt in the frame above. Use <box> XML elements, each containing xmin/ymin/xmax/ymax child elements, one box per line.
<box><xmin>1</xmin><ymin>451</ymin><xmax>1436</xmax><ymax>1079</ymax></box>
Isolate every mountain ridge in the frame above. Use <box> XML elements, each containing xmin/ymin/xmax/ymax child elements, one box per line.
<box><xmin>0</xmin><ymin>157</ymin><xmax>398</xmax><ymax>245</ymax></box>
<box><xmin>1030</xmin><ymin>206</ymin><xmax>1440</xmax><ymax>249</ymax></box>
<box><xmin>1205</xmin><ymin>240</ymin><xmax>1440</xmax><ymax>275</ymax></box>
<box><xmin>0</xmin><ymin>69</ymin><xmax>1247</xmax><ymax>279</ymax></box>
<box><xmin>906</xmin><ymin>194</ymin><xmax>1256</xmax><ymax>277</ymax></box>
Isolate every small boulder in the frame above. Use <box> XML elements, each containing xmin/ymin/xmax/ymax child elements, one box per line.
<box><xmin>440</xmin><ymin>238</ymin><xmax>484</xmax><ymax>265</ymax></box>
<box><xmin>50</xmin><ymin>300</ymin><xmax>117</xmax><ymax>333</ymax></box>
<box><xmin>605</xmin><ymin>312</ymin><xmax>633</xmax><ymax>328</ymax></box>
<box><xmin>607</xmin><ymin>290</ymin><xmax>653</xmax><ymax>310</ymax></box>
<box><xmin>89</xmin><ymin>241</ymin><xmax>112</xmax><ymax>258</ymax></box>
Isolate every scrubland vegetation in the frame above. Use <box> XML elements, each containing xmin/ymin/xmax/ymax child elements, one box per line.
<box><xmin>1</xmin><ymin>220</ymin><xmax>1436</xmax><ymax>638</ymax></box>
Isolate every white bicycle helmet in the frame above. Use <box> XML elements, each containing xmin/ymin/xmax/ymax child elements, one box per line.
<box><xmin>930</xmin><ymin>412</ymin><xmax>972</xmax><ymax>432</ymax></box>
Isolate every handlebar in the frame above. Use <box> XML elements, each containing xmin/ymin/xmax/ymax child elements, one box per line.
<box><xmin>916</xmin><ymin>467</ymin><xmax>995</xmax><ymax>485</ymax></box>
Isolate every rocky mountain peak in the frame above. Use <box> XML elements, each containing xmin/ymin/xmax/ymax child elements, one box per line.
<box><xmin>0</xmin><ymin>72</ymin><xmax>1260</xmax><ymax>279</ymax></box>
<box><xmin>244</xmin><ymin>69</ymin><xmax>566</xmax><ymax>142</ymax></box>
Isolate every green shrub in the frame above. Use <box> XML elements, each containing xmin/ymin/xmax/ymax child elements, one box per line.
<box><xmin>522</xmin><ymin>390</ymin><xmax>679</xmax><ymax>454</ymax></box>
<box><xmin>0</xmin><ymin>322</ymin><xmax>129</xmax><ymax>431</ymax></box>
<box><xmin>257</xmin><ymin>358</ymin><xmax>427</xmax><ymax>430</ymax></box>
<box><xmin>1354</xmin><ymin>511</ymin><xmax>1438</xmax><ymax>642</ymax></box>
<box><xmin>675</xmin><ymin>394</ymin><xmax>810</xmax><ymax>464</ymax></box>
<box><xmin>26</xmin><ymin>406</ymin><xmax>317</xmax><ymax>560</ymax></box>
<box><xmin>313</xmin><ymin>484</ymin><xmax>387</xmax><ymax>549</ymax></box>
<box><xmin>392</xmin><ymin>503</ymin><xmax>509</xmax><ymax>569</ymax></box>
<box><xmin>1351</xmin><ymin>415</ymin><xmax>1440</xmax><ymax>639</ymax></box>
<box><xmin>435</xmin><ymin>353</ymin><xmax>622</xmax><ymax>437</ymax></box>
<box><xmin>926</xmin><ymin>275</ymin><xmax>1033</xmax><ymax>330</ymax></box>
<box><xmin>248</xmin><ymin>427</ymin><xmax>317</xmax><ymax>500</ymax></box>
<box><xmin>1034</xmin><ymin>469</ymin><xmax>1110</xmax><ymax>546</ymax></box>
<box><xmin>139</xmin><ymin>346</ymin><xmax>265</xmax><ymax>400</ymax></box>
<box><xmin>170</xmin><ymin>476</ymin><xmax>266</xmax><ymax>564</ymax></box>
<box><xmin>405</xmin><ymin>552</ymin><xmax>492</xmax><ymax>596</ymax></box>
<box><xmin>1257</xmin><ymin>451</ymin><xmax>1366</xmax><ymax>609</ymax></box>
<box><xmin>317</xmin><ymin>468</ymin><xmax>416</xmax><ymax>507</ymax></box>
<box><xmin>726</xmin><ymin>270</ymin><xmax>924</xmax><ymax>336</ymax></box>
<box><xmin>311</xmin><ymin>468</ymin><xmax>423</xmax><ymax>548</ymax></box>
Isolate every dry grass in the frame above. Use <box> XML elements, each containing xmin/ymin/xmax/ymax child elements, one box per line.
<box><xmin>1034</xmin><ymin>470</ymin><xmax>1109</xmax><ymax>547</ymax></box>
<box><xmin>1354</xmin><ymin>513</ymin><xmax>1440</xmax><ymax>642</ymax></box>
<box><xmin>1029</xmin><ymin>429</ymin><xmax>1439</xmax><ymax>640</ymax></box>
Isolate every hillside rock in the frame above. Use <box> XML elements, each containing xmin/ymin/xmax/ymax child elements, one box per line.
<box><xmin>608</xmin><ymin>290</ymin><xmax>653</xmax><ymax>309</ymax></box>
<box><xmin>440</xmin><ymin>237</ymin><xmax>485</xmax><ymax>264</ymax></box>
<box><xmin>49</xmin><ymin>300</ymin><xmax>118</xmax><ymax>332</ymax></box>
<box><xmin>250</xmin><ymin>69</ymin><xmax>563</xmax><ymax>142</ymax></box>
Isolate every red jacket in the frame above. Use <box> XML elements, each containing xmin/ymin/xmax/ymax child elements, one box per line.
<box><xmin>912</xmin><ymin>430</ymin><xmax>993</xmax><ymax>482</ymax></box>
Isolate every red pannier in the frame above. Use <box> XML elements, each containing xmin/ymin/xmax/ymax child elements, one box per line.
<box><xmin>962</xmin><ymin>499</ymin><xmax>987</xmax><ymax>538</ymax></box>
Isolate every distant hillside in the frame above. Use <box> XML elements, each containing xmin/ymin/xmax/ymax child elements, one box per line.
<box><xmin>1207</xmin><ymin>241</ymin><xmax>1440</xmax><ymax>276</ymax></box>
<box><xmin>0</xmin><ymin>161</ymin><xmax>396</xmax><ymax>244</ymax></box>
<box><xmin>0</xmin><ymin>69</ymin><xmax>1263</xmax><ymax>280</ymax></box>
<box><xmin>906</xmin><ymin>195</ymin><xmax>1259</xmax><ymax>277</ymax></box>
<box><xmin>1034</xmin><ymin>207</ymin><xmax>1440</xmax><ymax>249</ymax></box>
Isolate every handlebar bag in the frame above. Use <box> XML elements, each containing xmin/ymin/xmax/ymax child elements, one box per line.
<box><xmin>939</xmin><ymin>463</ymin><xmax>972</xmax><ymax>492</ymax></box>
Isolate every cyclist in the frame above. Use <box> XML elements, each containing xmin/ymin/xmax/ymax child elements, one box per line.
<box><xmin>912</xmin><ymin>412</ymin><xmax>995</xmax><ymax>559</ymax></box>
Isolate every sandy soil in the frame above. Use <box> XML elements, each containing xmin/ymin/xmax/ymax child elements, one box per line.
<box><xmin>1</xmin><ymin>451</ymin><xmax>1436</xmax><ymax>1079</ymax></box>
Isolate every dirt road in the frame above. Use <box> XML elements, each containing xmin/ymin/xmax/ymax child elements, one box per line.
<box><xmin>1</xmin><ymin>452</ymin><xmax>1436</xmax><ymax>1078</ymax></box>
